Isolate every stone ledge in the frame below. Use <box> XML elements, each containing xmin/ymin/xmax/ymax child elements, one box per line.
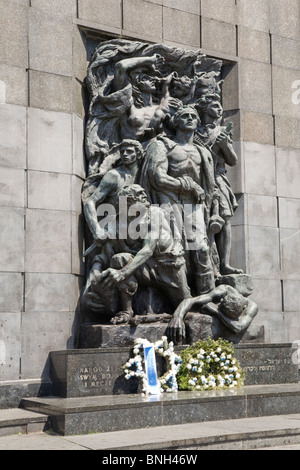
<box><xmin>21</xmin><ymin>383</ymin><xmax>300</xmax><ymax>436</ymax></box>
<box><xmin>66</xmin><ymin>413</ymin><xmax>300</xmax><ymax>450</ymax></box>
<box><xmin>0</xmin><ymin>408</ymin><xmax>50</xmax><ymax>437</ymax></box>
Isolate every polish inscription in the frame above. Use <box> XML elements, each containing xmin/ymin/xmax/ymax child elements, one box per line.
<box><xmin>79</xmin><ymin>364</ymin><xmax>119</xmax><ymax>390</ymax></box>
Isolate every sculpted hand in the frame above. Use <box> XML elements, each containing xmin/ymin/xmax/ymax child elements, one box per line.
<box><xmin>166</xmin><ymin>316</ymin><xmax>186</xmax><ymax>345</ymax></box>
<box><xmin>149</xmin><ymin>54</ymin><xmax>165</xmax><ymax>73</ymax></box>
<box><xmin>97</xmin><ymin>268</ymin><xmax>126</xmax><ymax>288</ymax></box>
<box><xmin>159</xmin><ymin>96</ymin><xmax>182</xmax><ymax>115</ymax></box>
<box><xmin>192</xmin><ymin>183</ymin><xmax>205</xmax><ymax>203</ymax></box>
<box><xmin>214</xmin><ymin>131</ymin><xmax>231</xmax><ymax>150</ymax></box>
<box><xmin>166</xmin><ymin>97</ymin><xmax>182</xmax><ymax>112</ymax></box>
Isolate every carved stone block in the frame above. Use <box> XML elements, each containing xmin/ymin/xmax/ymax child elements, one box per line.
<box><xmin>31</xmin><ymin>0</ymin><xmax>77</xmax><ymax>16</ymax></box>
<box><xmin>202</xmin><ymin>0</ymin><xmax>236</xmax><ymax>24</ymax></box>
<box><xmin>272</xmin><ymin>66</ymin><xmax>300</xmax><ymax>120</ymax></box>
<box><xmin>247</xmin><ymin>194</ymin><xmax>278</xmax><ymax>228</ymax></box>
<box><xmin>25</xmin><ymin>273</ymin><xmax>74</xmax><ymax>313</ymax></box>
<box><xmin>278</xmin><ymin>197</ymin><xmax>300</xmax><ymax>229</ymax></box>
<box><xmin>238</xmin><ymin>0</ymin><xmax>270</xmax><ymax>33</ymax></box>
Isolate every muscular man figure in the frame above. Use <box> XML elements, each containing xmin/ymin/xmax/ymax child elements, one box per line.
<box><xmin>142</xmin><ymin>105</ymin><xmax>216</xmax><ymax>295</ymax></box>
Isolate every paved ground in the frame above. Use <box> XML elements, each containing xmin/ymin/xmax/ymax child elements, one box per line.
<box><xmin>0</xmin><ymin>414</ymin><xmax>300</xmax><ymax>451</ymax></box>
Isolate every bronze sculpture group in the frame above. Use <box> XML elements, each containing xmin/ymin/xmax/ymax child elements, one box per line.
<box><xmin>81</xmin><ymin>39</ymin><xmax>258</xmax><ymax>344</ymax></box>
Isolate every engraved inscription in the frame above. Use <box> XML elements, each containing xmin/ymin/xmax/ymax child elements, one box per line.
<box><xmin>79</xmin><ymin>365</ymin><xmax>118</xmax><ymax>389</ymax></box>
<box><xmin>243</xmin><ymin>357</ymin><xmax>291</xmax><ymax>374</ymax></box>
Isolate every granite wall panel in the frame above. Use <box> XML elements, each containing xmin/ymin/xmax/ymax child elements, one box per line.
<box><xmin>0</xmin><ymin>1</ymin><xmax>28</xmax><ymax>68</ymax></box>
<box><xmin>163</xmin><ymin>7</ymin><xmax>200</xmax><ymax>47</ymax></box>
<box><xmin>201</xmin><ymin>0</ymin><xmax>237</xmax><ymax>24</ymax></box>
<box><xmin>78</xmin><ymin>0</ymin><xmax>122</xmax><ymax>29</ymax></box>
<box><xmin>0</xmin><ymin>65</ymin><xmax>28</xmax><ymax>107</ymax></box>
<box><xmin>0</xmin><ymin>104</ymin><xmax>27</xmax><ymax>169</ymax></box>
<box><xmin>201</xmin><ymin>17</ymin><xmax>236</xmax><ymax>56</ymax></box>
<box><xmin>29</xmin><ymin>8</ymin><xmax>73</xmax><ymax>77</ymax></box>
<box><xmin>25</xmin><ymin>209</ymin><xmax>72</xmax><ymax>274</ymax></box>
<box><xmin>237</xmin><ymin>0</ymin><xmax>270</xmax><ymax>33</ymax></box>
<box><xmin>27</xmin><ymin>108</ymin><xmax>72</xmax><ymax>174</ymax></box>
<box><xmin>270</xmin><ymin>0</ymin><xmax>300</xmax><ymax>41</ymax></box>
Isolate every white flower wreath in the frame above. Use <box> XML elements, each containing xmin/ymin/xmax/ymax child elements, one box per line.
<box><xmin>123</xmin><ymin>336</ymin><xmax>182</xmax><ymax>395</ymax></box>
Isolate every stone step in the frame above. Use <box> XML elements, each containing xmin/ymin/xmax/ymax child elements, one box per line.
<box><xmin>21</xmin><ymin>382</ymin><xmax>300</xmax><ymax>436</ymax></box>
<box><xmin>59</xmin><ymin>413</ymin><xmax>300</xmax><ymax>450</ymax></box>
<box><xmin>1</xmin><ymin>413</ymin><xmax>300</xmax><ymax>450</ymax></box>
<box><xmin>0</xmin><ymin>408</ymin><xmax>50</xmax><ymax>437</ymax></box>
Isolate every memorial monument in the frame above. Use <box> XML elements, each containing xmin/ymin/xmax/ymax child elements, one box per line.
<box><xmin>17</xmin><ymin>35</ymin><xmax>300</xmax><ymax>440</ymax></box>
<box><xmin>79</xmin><ymin>39</ymin><xmax>258</xmax><ymax>348</ymax></box>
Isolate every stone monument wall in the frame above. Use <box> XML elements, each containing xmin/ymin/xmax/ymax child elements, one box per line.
<box><xmin>0</xmin><ymin>0</ymin><xmax>299</xmax><ymax>389</ymax></box>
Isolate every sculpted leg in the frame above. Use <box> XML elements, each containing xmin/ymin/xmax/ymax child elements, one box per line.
<box><xmin>110</xmin><ymin>253</ymin><xmax>138</xmax><ymax>325</ymax></box>
<box><xmin>215</xmin><ymin>218</ymin><xmax>243</xmax><ymax>275</ymax></box>
<box><xmin>192</xmin><ymin>240</ymin><xmax>215</xmax><ymax>294</ymax></box>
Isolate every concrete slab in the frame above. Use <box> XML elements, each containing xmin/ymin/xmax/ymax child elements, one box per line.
<box><xmin>63</xmin><ymin>413</ymin><xmax>300</xmax><ymax>450</ymax></box>
<box><xmin>0</xmin><ymin>413</ymin><xmax>300</xmax><ymax>450</ymax></box>
<box><xmin>0</xmin><ymin>432</ymin><xmax>86</xmax><ymax>451</ymax></box>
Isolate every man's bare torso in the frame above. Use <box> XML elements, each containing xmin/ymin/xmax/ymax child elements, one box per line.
<box><xmin>167</xmin><ymin>144</ymin><xmax>201</xmax><ymax>183</ymax></box>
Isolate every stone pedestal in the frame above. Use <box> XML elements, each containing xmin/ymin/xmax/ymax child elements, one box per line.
<box><xmin>78</xmin><ymin>317</ymin><xmax>264</xmax><ymax>349</ymax></box>
<box><xmin>49</xmin><ymin>343</ymin><xmax>299</xmax><ymax>399</ymax></box>
<box><xmin>21</xmin><ymin>383</ymin><xmax>300</xmax><ymax>436</ymax></box>
<box><xmin>79</xmin><ymin>322</ymin><xmax>169</xmax><ymax>349</ymax></box>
